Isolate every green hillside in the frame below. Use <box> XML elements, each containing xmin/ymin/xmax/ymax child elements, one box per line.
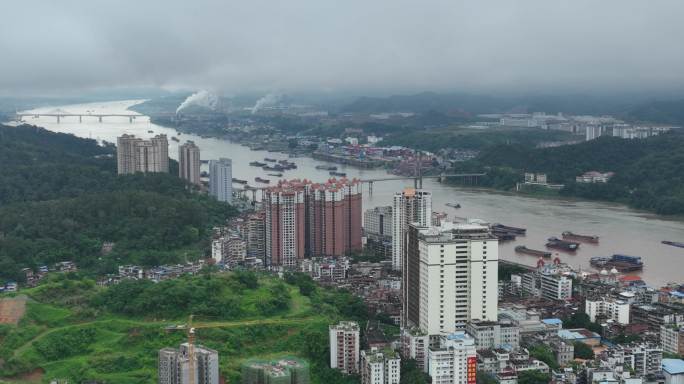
<box><xmin>0</xmin><ymin>272</ymin><xmax>365</xmax><ymax>384</ymax></box>
<box><xmin>451</xmin><ymin>131</ymin><xmax>684</xmax><ymax>214</ymax></box>
<box><xmin>0</xmin><ymin>124</ymin><xmax>236</xmax><ymax>281</ymax></box>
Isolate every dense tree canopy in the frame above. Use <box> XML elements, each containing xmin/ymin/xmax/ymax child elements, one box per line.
<box><xmin>0</xmin><ymin>125</ymin><xmax>236</xmax><ymax>280</ymax></box>
<box><xmin>451</xmin><ymin>131</ymin><xmax>684</xmax><ymax>215</ymax></box>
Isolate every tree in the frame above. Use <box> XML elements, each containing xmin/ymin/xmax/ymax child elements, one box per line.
<box><xmin>476</xmin><ymin>370</ymin><xmax>498</xmax><ymax>384</ymax></box>
<box><xmin>562</xmin><ymin>312</ymin><xmax>602</xmax><ymax>333</ymax></box>
<box><xmin>400</xmin><ymin>359</ymin><xmax>430</xmax><ymax>384</ymax></box>
<box><xmin>573</xmin><ymin>341</ymin><xmax>595</xmax><ymax>360</ymax></box>
<box><xmin>529</xmin><ymin>344</ymin><xmax>559</xmax><ymax>370</ymax></box>
<box><xmin>518</xmin><ymin>370</ymin><xmax>551</xmax><ymax>384</ymax></box>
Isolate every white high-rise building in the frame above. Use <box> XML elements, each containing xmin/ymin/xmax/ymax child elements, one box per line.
<box><xmin>403</xmin><ymin>222</ymin><xmax>498</xmax><ymax>334</ymax></box>
<box><xmin>364</xmin><ymin>206</ymin><xmax>393</xmax><ymax>237</ymax></box>
<box><xmin>428</xmin><ymin>332</ymin><xmax>477</xmax><ymax>384</ymax></box>
<box><xmin>179</xmin><ymin>141</ymin><xmax>201</xmax><ymax>185</ymax></box>
<box><xmin>330</xmin><ymin>321</ymin><xmax>360</xmax><ymax>374</ymax></box>
<box><xmin>392</xmin><ymin>188</ymin><xmax>432</xmax><ymax>271</ymax></box>
<box><xmin>209</xmin><ymin>158</ymin><xmax>232</xmax><ymax>203</ymax></box>
<box><xmin>360</xmin><ymin>348</ymin><xmax>401</xmax><ymax>384</ymax></box>
<box><xmin>585</xmin><ymin>297</ymin><xmax>630</xmax><ymax>324</ymax></box>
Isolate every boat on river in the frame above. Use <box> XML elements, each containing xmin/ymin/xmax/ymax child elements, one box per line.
<box><xmin>316</xmin><ymin>165</ymin><xmax>338</xmax><ymax>171</ymax></box>
<box><xmin>249</xmin><ymin>161</ymin><xmax>267</xmax><ymax>167</ymax></box>
<box><xmin>232</xmin><ymin>178</ymin><xmax>248</xmax><ymax>184</ymax></box>
<box><xmin>546</xmin><ymin>237</ymin><xmax>579</xmax><ymax>252</ymax></box>
<box><xmin>330</xmin><ymin>171</ymin><xmax>347</xmax><ymax>177</ymax></box>
<box><xmin>255</xmin><ymin>177</ymin><xmax>270</xmax><ymax>184</ymax></box>
<box><xmin>446</xmin><ymin>202</ymin><xmax>461</xmax><ymax>209</ymax></box>
<box><xmin>662</xmin><ymin>240</ymin><xmax>684</xmax><ymax>248</ymax></box>
<box><xmin>515</xmin><ymin>246</ymin><xmax>552</xmax><ymax>258</ymax></box>
<box><xmin>491</xmin><ymin>223</ymin><xmax>526</xmax><ymax>235</ymax></box>
<box><xmin>562</xmin><ymin>231</ymin><xmax>599</xmax><ymax>244</ymax></box>
<box><xmin>590</xmin><ymin>254</ymin><xmax>643</xmax><ymax>272</ymax></box>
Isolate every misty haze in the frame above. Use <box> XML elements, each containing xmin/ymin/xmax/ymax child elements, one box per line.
<box><xmin>1</xmin><ymin>2</ymin><xmax>684</xmax><ymax>384</ymax></box>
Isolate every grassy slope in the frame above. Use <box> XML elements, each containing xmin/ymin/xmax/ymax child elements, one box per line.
<box><xmin>0</xmin><ymin>277</ymin><xmax>336</xmax><ymax>384</ymax></box>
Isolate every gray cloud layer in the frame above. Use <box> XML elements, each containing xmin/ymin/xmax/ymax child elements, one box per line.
<box><xmin>2</xmin><ymin>0</ymin><xmax>684</xmax><ymax>95</ymax></box>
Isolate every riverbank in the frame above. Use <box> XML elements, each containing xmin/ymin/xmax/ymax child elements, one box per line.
<box><xmin>12</xmin><ymin>99</ymin><xmax>684</xmax><ymax>286</ymax></box>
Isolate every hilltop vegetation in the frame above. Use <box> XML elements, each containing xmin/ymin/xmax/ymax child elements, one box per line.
<box><xmin>451</xmin><ymin>131</ymin><xmax>684</xmax><ymax>214</ymax></box>
<box><xmin>0</xmin><ymin>125</ymin><xmax>236</xmax><ymax>281</ymax></box>
<box><xmin>0</xmin><ymin>272</ymin><xmax>366</xmax><ymax>384</ymax></box>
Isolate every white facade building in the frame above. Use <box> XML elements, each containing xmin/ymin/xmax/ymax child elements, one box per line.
<box><xmin>403</xmin><ymin>222</ymin><xmax>498</xmax><ymax>334</ymax></box>
<box><xmin>428</xmin><ymin>332</ymin><xmax>477</xmax><ymax>384</ymax></box>
<box><xmin>586</xmin><ymin>297</ymin><xmax>630</xmax><ymax>324</ymax></box>
<box><xmin>330</xmin><ymin>321</ymin><xmax>360</xmax><ymax>374</ymax></box>
<box><xmin>401</xmin><ymin>328</ymin><xmax>430</xmax><ymax>372</ymax></box>
<box><xmin>364</xmin><ymin>206</ymin><xmax>393</xmax><ymax>237</ymax></box>
<box><xmin>360</xmin><ymin>348</ymin><xmax>401</xmax><ymax>384</ymax></box>
<box><xmin>392</xmin><ymin>188</ymin><xmax>432</xmax><ymax>271</ymax></box>
<box><xmin>209</xmin><ymin>158</ymin><xmax>232</xmax><ymax>203</ymax></box>
<box><xmin>465</xmin><ymin>321</ymin><xmax>520</xmax><ymax>350</ymax></box>
<box><xmin>540</xmin><ymin>273</ymin><xmax>573</xmax><ymax>301</ymax></box>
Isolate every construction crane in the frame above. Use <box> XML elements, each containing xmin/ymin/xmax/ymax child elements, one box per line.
<box><xmin>165</xmin><ymin>314</ymin><xmax>198</xmax><ymax>384</ymax></box>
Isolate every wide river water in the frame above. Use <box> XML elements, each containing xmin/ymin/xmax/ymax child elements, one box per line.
<box><xmin>14</xmin><ymin>100</ymin><xmax>684</xmax><ymax>286</ymax></box>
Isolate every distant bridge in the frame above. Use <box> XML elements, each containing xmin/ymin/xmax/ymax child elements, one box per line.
<box><xmin>15</xmin><ymin>113</ymin><xmax>146</xmax><ymax>123</ymax></box>
<box><xmin>360</xmin><ymin>173</ymin><xmax>486</xmax><ymax>193</ymax></box>
<box><xmin>233</xmin><ymin>172</ymin><xmax>486</xmax><ymax>200</ymax></box>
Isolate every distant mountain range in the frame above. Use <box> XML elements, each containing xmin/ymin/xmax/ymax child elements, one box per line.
<box><xmin>340</xmin><ymin>91</ymin><xmax>684</xmax><ymax>125</ymax></box>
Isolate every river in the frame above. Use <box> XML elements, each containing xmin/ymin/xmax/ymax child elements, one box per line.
<box><xmin>14</xmin><ymin>100</ymin><xmax>684</xmax><ymax>286</ymax></box>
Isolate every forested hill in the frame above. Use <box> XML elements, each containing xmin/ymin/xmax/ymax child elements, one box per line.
<box><xmin>459</xmin><ymin>131</ymin><xmax>684</xmax><ymax>215</ymax></box>
<box><xmin>0</xmin><ymin>125</ymin><xmax>236</xmax><ymax>281</ymax></box>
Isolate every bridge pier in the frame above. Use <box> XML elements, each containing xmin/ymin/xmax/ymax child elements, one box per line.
<box><xmin>129</xmin><ymin>116</ymin><xmax>134</xmax><ymax>123</ymax></box>
<box><xmin>79</xmin><ymin>115</ymin><xmax>82</xmax><ymax>123</ymax></box>
<box><xmin>98</xmin><ymin>116</ymin><xmax>103</xmax><ymax>123</ymax></box>
<box><xmin>56</xmin><ymin>115</ymin><xmax>60</xmax><ymax>124</ymax></box>
<box><xmin>368</xmin><ymin>181</ymin><xmax>373</xmax><ymax>195</ymax></box>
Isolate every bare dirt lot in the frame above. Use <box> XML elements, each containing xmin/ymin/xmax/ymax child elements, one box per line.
<box><xmin>0</xmin><ymin>295</ymin><xmax>27</xmax><ymax>325</ymax></box>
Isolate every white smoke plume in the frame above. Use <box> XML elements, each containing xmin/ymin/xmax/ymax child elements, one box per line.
<box><xmin>176</xmin><ymin>90</ymin><xmax>219</xmax><ymax>114</ymax></box>
<box><xmin>251</xmin><ymin>93</ymin><xmax>283</xmax><ymax>114</ymax></box>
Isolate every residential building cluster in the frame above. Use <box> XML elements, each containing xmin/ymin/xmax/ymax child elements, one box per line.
<box><xmin>115</xmin><ymin>135</ymin><xmax>234</xmax><ymax>204</ymax></box>
<box><xmin>117</xmin><ymin>134</ymin><xmax>169</xmax><ymax>174</ymax></box>
<box><xmin>263</xmin><ymin>178</ymin><xmax>362</xmax><ymax>268</ymax></box>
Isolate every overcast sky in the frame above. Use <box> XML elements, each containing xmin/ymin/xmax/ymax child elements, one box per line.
<box><xmin>2</xmin><ymin>0</ymin><xmax>684</xmax><ymax>96</ymax></box>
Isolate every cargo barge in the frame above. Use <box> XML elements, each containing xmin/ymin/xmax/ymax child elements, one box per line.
<box><xmin>255</xmin><ymin>177</ymin><xmax>270</xmax><ymax>184</ymax></box>
<box><xmin>249</xmin><ymin>161</ymin><xmax>267</xmax><ymax>167</ymax></box>
<box><xmin>515</xmin><ymin>246</ymin><xmax>552</xmax><ymax>258</ymax></box>
<box><xmin>263</xmin><ymin>165</ymin><xmax>286</xmax><ymax>172</ymax></box>
<box><xmin>590</xmin><ymin>254</ymin><xmax>643</xmax><ymax>272</ymax></box>
<box><xmin>546</xmin><ymin>237</ymin><xmax>579</xmax><ymax>252</ymax></box>
<box><xmin>492</xmin><ymin>230</ymin><xmax>516</xmax><ymax>241</ymax></box>
<box><xmin>446</xmin><ymin>203</ymin><xmax>461</xmax><ymax>209</ymax></box>
<box><xmin>491</xmin><ymin>224</ymin><xmax>526</xmax><ymax>235</ymax></box>
<box><xmin>264</xmin><ymin>158</ymin><xmax>277</xmax><ymax>162</ymax></box>
<box><xmin>562</xmin><ymin>231</ymin><xmax>599</xmax><ymax>244</ymax></box>
<box><xmin>232</xmin><ymin>178</ymin><xmax>248</xmax><ymax>184</ymax></box>
<box><xmin>316</xmin><ymin>165</ymin><xmax>338</xmax><ymax>171</ymax></box>
<box><xmin>662</xmin><ymin>240</ymin><xmax>684</xmax><ymax>249</ymax></box>
<box><xmin>330</xmin><ymin>171</ymin><xmax>347</xmax><ymax>177</ymax></box>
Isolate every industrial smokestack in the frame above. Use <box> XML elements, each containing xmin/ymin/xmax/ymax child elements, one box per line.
<box><xmin>176</xmin><ymin>90</ymin><xmax>219</xmax><ymax>114</ymax></box>
<box><xmin>251</xmin><ymin>93</ymin><xmax>283</xmax><ymax>114</ymax></box>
